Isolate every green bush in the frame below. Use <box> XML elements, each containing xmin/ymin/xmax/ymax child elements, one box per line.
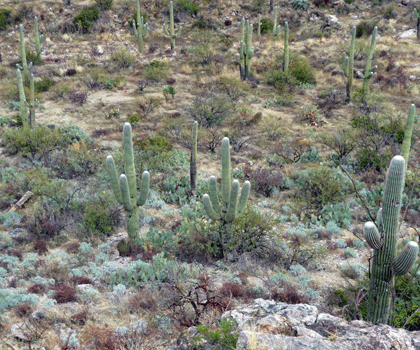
<box><xmin>2</xmin><ymin>125</ymin><xmax>63</xmax><ymax>161</ymax></box>
<box><xmin>110</xmin><ymin>48</ymin><xmax>135</xmax><ymax>69</ymax></box>
<box><xmin>294</xmin><ymin>166</ymin><xmax>350</xmax><ymax>210</ymax></box>
<box><xmin>355</xmin><ymin>21</ymin><xmax>377</xmax><ymax>38</ymax></box>
<box><xmin>83</xmin><ymin>196</ymin><xmax>116</xmax><ymax>236</ymax></box>
<box><xmin>25</xmin><ymin>49</ymin><xmax>43</xmax><ymax>66</ymax></box>
<box><xmin>192</xmin><ymin>319</ymin><xmax>238</xmax><ymax>350</ymax></box>
<box><xmin>0</xmin><ymin>8</ymin><xmax>12</xmax><ymax>30</ymax></box>
<box><xmin>73</xmin><ymin>6</ymin><xmax>100</xmax><ymax>33</ymax></box>
<box><xmin>255</xmin><ymin>18</ymin><xmax>273</xmax><ymax>34</ymax></box>
<box><xmin>162</xmin><ymin>85</ymin><xmax>175</xmax><ymax>101</ymax></box>
<box><xmin>175</xmin><ymin>0</ymin><xmax>201</xmax><ymax>15</ymax></box>
<box><xmin>289</xmin><ymin>55</ymin><xmax>316</xmax><ymax>85</ymax></box>
<box><xmin>34</xmin><ymin>76</ymin><xmax>53</xmax><ymax>92</ymax></box>
<box><xmin>95</xmin><ymin>0</ymin><xmax>113</xmax><ymax>10</ymax></box>
<box><xmin>292</xmin><ymin>0</ymin><xmax>309</xmax><ymax>10</ymax></box>
<box><xmin>143</xmin><ymin>60</ymin><xmax>168</xmax><ymax>83</ymax></box>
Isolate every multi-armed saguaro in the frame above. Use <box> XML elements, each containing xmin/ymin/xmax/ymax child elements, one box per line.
<box><xmin>364</xmin><ymin>105</ymin><xmax>418</xmax><ymax>324</ymax></box>
<box><xmin>239</xmin><ymin>18</ymin><xmax>254</xmax><ymax>81</ymax></box>
<box><xmin>342</xmin><ymin>26</ymin><xmax>355</xmax><ymax>103</ymax></box>
<box><xmin>28</xmin><ymin>16</ymin><xmax>44</xmax><ymax>57</ymax></box>
<box><xmin>202</xmin><ymin>137</ymin><xmax>251</xmax><ymax>256</ymax></box>
<box><xmin>163</xmin><ymin>1</ymin><xmax>181</xmax><ymax>50</ymax></box>
<box><xmin>358</xmin><ymin>26</ymin><xmax>378</xmax><ymax>102</ymax></box>
<box><xmin>107</xmin><ymin>123</ymin><xmax>150</xmax><ymax>245</ymax></box>
<box><xmin>132</xmin><ymin>0</ymin><xmax>148</xmax><ymax>52</ymax></box>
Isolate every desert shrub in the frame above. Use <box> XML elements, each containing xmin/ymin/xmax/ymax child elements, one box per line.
<box><xmin>79</xmin><ymin>67</ymin><xmax>105</xmax><ymax>89</ymax></box>
<box><xmin>83</xmin><ymin>195</ymin><xmax>120</xmax><ymax>236</ymax></box>
<box><xmin>95</xmin><ymin>0</ymin><xmax>113</xmax><ymax>10</ymax></box>
<box><xmin>73</xmin><ymin>6</ymin><xmax>101</xmax><ymax>33</ymax></box>
<box><xmin>192</xmin><ymin>319</ymin><xmax>238</xmax><ymax>350</ymax></box>
<box><xmin>273</xmin><ymin>284</ymin><xmax>303</xmax><ymax>304</ymax></box>
<box><xmin>68</xmin><ymin>89</ymin><xmax>88</xmax><ymax>105</ymax></box>
<box><xmin>243</xmin><ymin>166</ymin><xmax>284</xmax><ymax>197</ymax></box>
<box><xmin>162</xmin><ymin>85</ymin><xmax>175</xmax><ymax>101</ymax></box>
<box><xmin>255</xmin><ymin>18</ymin><xmax>273</xmax><ymax>34</ymax></box>
<box><xmin>143</xmin><ymin>60</ymin><xmax>168</xmax><ymax>83</ymax></box>
<box><xmin>355</xmin><ymin>20</ymin><xmax>377</xmax><ymax>38</ymax></box>
<box><xmin>392</xmin><ymin>274</ymin><xmax>420</xmax><ymax>330</ymax></box>
<box><xmin>160</xmin><ymin>174</ymin><xmax>208</xmax><ymax>205</ymax></box>
<box><xmin>110</xmin><ymin>48</ymin><xmax>135</xmax><ymax>69</ymax></box>
<box><xmin>292</xmin><ymin>0</ymin><xmax>309</xmax><ymax>10</ymax></box>
<box><xmin>58</xmin><ymin>124</ymin><xmax>92</xmax><ymax>146</ymax></box>
<box><xmin>175</xmin><ymin>0</ymin><xmax>201</xmax><ymax>15</ymax></box>
<box><xmin>54</xmin><ymin>284</ymin><xmax>77</xmax><ymax>303</ymax></box>
<box><xmin>356</xmin><ymin>148</ymin><xmax>392</xmax><ymax>173</ymax></box>
<box><xmin>185</xmin><ymin>92</ymin><xmax>233</xmax><ymax>127</ymax></box>
<box><xmin>293</xmin><ymin>166</ymin><xmax>350</xmax><ymax>210</ymax></box>
<box><xmin>0</xmin><ymin>8</ymin><xmax>12</xmax><ymax>30</ymax></box>
<box><xmin>25</xmin><ymin>49</ymin><xmax>43</xmax><ymax>66</ymax></box>
<box><xmin>34</xmin><ymin>76</ymin><xmax>53</xmax><ymax>92</ymax></box>
<box><xmin>2</xmin><ymin>125</ymin><xmax>63</xmax><ymax>161</ymax></box>
<box><xmin>266</xmin><ymin>68</ymin><xmax>297</xmax><ymax>93</ymax></box>
<box><xmin>289</xmin><ymin>55</ymin><xmax>316</xmax><ymax>85</ymax></box>
<box><xmin>24</xmin><ymin>204</ymin><xmax>67</xmax><ymax>239</ymax></box>
<box><xmin>300</xmin><ymin>146</ymin><xmax>322</xmax><ymax>163</ymax></box>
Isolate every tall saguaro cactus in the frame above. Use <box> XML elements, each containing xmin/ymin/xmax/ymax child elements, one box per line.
<box><xmin>28</xmin><ymin>16</ymin><xmax>44</xmax><ymax>57</ymax></box>
<box><xmin>240</xmin><ymin>18</ymin><xmax>254</xmax><ymax>81</ymax></box>
<box><xmin>364</xmin><ymin>155</ymin><xmax>418</xmax><ymax>324</ymax></box>
<box><xmin>257</xmin><ymin>14</ymin><xmax>262</xmax><ymax>39</ymax></box>
<box><xmin>163</xmin><ymin>1</ymin><xmax>181</xmax><ymax>50</ymax></box>
<box><xmin>132</xmin><ymin>0</ymin><xmax>148</xmax><ymax>52</ymax></box>
<box><xmin>401</xmin><ymin>104</ymin><xmax>415</xmax><ymax>168</ymax></box>
<box><xmin>190</xmin><ymin>121</ymin><xmax>198</xmax><ymax>200</ymax></box>
<box><xmin>342</xmin><ymin>26</ymin><xmax>356</xmax><ymax>103</ymax></box>
<box><xmin>106</xmin><ymin>123</ymin><xmax>150</xmax><ymax>245</ymax></box>
<box><xmin>272</xmin><ymin>6</ymin><xmax>281</xmax><ymax>40</ymax></box>
<box><xmin>358</xmin><ymin>26</ymin><xmax>378</xmax><ymax>102</ymax></box>
<box><xmin>17</xmin><ymin>25</ymin><xmax>32</xmax><ymax>74</ymax></box>
<box><xmin>283</xmin><ymin>22</ymin><xmax>289</xmax><ymax>74</ymax></box>
<box><xmin>17</xmin><ymin>69</ymin><xmax>29</xmax><ymax>128</ymax></box>
<box><xmin>202</xmin><ymin>137</ymin><xmax>251</xmax><ymax>257</ymax></box>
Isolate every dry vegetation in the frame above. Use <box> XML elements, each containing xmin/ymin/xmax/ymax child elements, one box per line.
<box><xmin>1</xmin><ymin>0</ymin><xmax>420</xmax><ymax>348</ymax></box>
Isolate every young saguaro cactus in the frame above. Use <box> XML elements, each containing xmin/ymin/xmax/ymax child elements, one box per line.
<box><xmin>257</xmin><ymin>14</ymin><xmax>262</xmax><ymax>39</ymax></box>
<box><xmin>239</xmin><ymin>18</ymin><xmax>254</xmax><ymax>81</ymax></box>
<box><xmin>16</xmin><ymin>69</ymin><xmax>29</xmax><ymax>128</ymax></box>
<box><xmin>202</xmin><ymin>137</ymin><xmax>251</xmax><ymax>224</ymax></box>
<box><xmin>364</xmin><ymin>155</ymin><xmax>418</xmax><ymax>324</ymax></box>
<box><xmin>163</xmin><ymin>1</ymin><xmax>181</xmax><ymax>50</ymax></box>
<box><xmin>28</xmin><ymin>16</ymin><xmax>44</xmax><ymax>57</ymax></box>
<box><xmin>342</xmin><ymin>26</ymin><xmax>356</xmax><ymax>103</ymax></box>
<box><xmin>272</xmin><ymin>6</ymin><xmax>281</xmax><ymax>40</ymax></box>
<box><xmin>132</xmin><ymin>0</ymin><xmax>148</xmax><ymax>52</ymax></box>
<box><xmin>283</xmin><ymin>22</ymin><xmax>289</xmax><ymax>74</ymax></box>
<box><xmin>358</xmin><ymin>26</ymin><xmax>378</xmax><ymax>102</ymax></box>
<box><xmin>17</xmin><ymin>25</ymin><xmax>32</xmax><ymax>74</ymax></box>
<box><xmin>106</xmin><ymin>123</ymin><xmax>150</xmax><ymax>245</ymax></box>
<box><xmin>401</xmin><ymin>104</ymin><xmax>416</xmax><ymax>168</ymax></box>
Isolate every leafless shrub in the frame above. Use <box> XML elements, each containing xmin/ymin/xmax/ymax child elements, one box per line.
<box><xmin>68</xmin><ymin>89</ymin><xmax>88</xmax><ymax>106</ymax></box>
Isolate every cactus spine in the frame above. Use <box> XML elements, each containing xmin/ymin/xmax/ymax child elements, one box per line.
<box><xmin>132</xmin><ymin>0</ymin><xmax>148</xmax><ymax>52</ymax></box>
<box><xmin>272</xmin><ymin>6</ymin><xmax>281</xmax><ymax>40</ymax></box>
<box><xmin>202</xmin><ymin>137</ymin><xmax>251</xmax><ymax>257</ymax></box>
<box><xmin>106</xmin><ymin>123</ymin><xmax>150</xmax><ymax>245</ymax></box>
<box><xmin>190</xmin><ymin>121</ymin><xmax>198</xmax><ymax>200</ymax></box>
<box><xmin>364</xmin><ymin>155</ymin><xmax>418</xmax><ymax>324</ymax></box>
<box><xmin>28</xmin><ymin>16</ymin><xmax>44</xmax><ymax>57</ymax></box>
<box><xmin>163</xmin><ymin>1</ymin><xmax>181</xmax><ymax>50</ymax></box>
<box><xmin>17</xmin><ymin>25</ymin><xmax>32</xmax><ymax>74</ymax></box>
<box><xmin>342</xmin><ymin>26</ymin><xmax>356</xmax><ymax>103</ymax></box>
<box><xmin>358</xmin><ymin>26</ymin><xmax>378</xmax><ymax>102</ymax></box>
<box><xmin>283</xmin><ymin>22</ymin><xmax>289</xmax><ymax>74</ymax></box>
<box><xmin>239</xmin><ymin>18</ymin><xmax>254</xmax><ymax>81</ymax></box>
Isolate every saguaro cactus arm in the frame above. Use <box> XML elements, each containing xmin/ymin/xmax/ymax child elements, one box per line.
<box><xmin>364</xmin><ymin>221</ymin><xmax>383</xmax><ymax>250</ymax></box>
<box><xmin>272</xmin><ymin>6</ymin><xmax>281</xmax><ymax>39</ymax></box>
<box><xmin>106</xmin><ymin>156</ymin><xmax>123</xmax><ymax>204</ymax></box>
<box><xmin>239</xmin><ymin>20</ymin><xmax>254</xmax><ymax>80</ymax></box>
<box><xmin>17</xmin><ymin>25</ymin><xmax>32</xmax><ymax>72</ymax></box>
<box><xmin>16</xmin><ymin>69</ymin><xmax>29</xmax><ymax>128</ymax></box>
<box><xmin>401</xmin><ymin>104</ymin><xmax>415</xmax><ymax>167</ymax></box>
<box><xmin>358</xmin><ymin>27</ymin><xmax>378</xmax><ymax>101</ymax></box>
<box><xmin>28</xmin><ymin>16</ymin><xmax>44</xmax><ymax>57</ymax></box>
<box><xmin>392</xmin><ymin>241</ymin><xmax>419</xmax><ymax>276</ymax></box>
<box><xmin>342</xmin><ymin>26</ymin><xmax>355</xmax><ymax>103</ymax></box>
<box><xmin>203</xmin><ymin>194</ymin><xmax>222</xmax><ymax>220</ymax></box>
<box><xmin>137</xmin><ymin>171</ymin><xmax>150</xmax><ymax>206</ymax></box>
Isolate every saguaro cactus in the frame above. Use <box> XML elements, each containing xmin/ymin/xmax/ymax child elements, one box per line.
<box><xmin>28</xmin><ymin>16</ymin><xmax>44</xmax><ymax>57</ymax></box>
<box><xmin>283</xmin><ymin>22</ymin><xmax>289</xmax><ymax>74</ymax></box>
<box><xmin>132</xmin><ymin>0</ymin><xmax>148</xmax><ymax>52</ymax></box>
<box><xmin>358</xmin><ymin>27</ymin><xmax>378</xmax><ymax>102</ymax></box>
<box><xmin>17</xmin><ymin>69</ymin><xmax>29</xmax><ymax>128</ymax></box>
<box><xmin>401</xmin><ymin>104</ymin><xmax>415</xmax><ymax>168</ymax></box>
<box><xmin>342</xmin><ymin>26</ymin><xmax>356</xmax><ymax>103</ymax></box>
<box><xmin>240</xmin><ymin>18</ymin><xmax>254</xmax><ymax>81</ymax></box>
<box><xmin>190</xmin><ymin>121</ymin><xmax>198</xmax><ymax>200</ymax></box>
<box><xmin>202</xmin><ymin>137</ymin><xmax>251</xmax><ymax>257</ymax></box>
<box><xmin>106</xmin><ymin>123</ymin><xmax>150</xmax><ymax>245</ymax></box>
<box><xmin>364</xmin><ymin>155</ymin><xmax>418</xmax><ymax>324</ymax></box>
<box><xmin>272</xmin><ymin>6</ymin><xmax>281</xmax><ymax>40</ymax></box>
<box><xmin>163</xmin><ymin>1</ymin><xmax>181</xmax><ymax>50</ymax></box>
<box><xmin>414</xmin><ymin>8</ymin><xmax>420</xmax><ymax>42</ymax></box>
<box><xmin>257</xmin><ymin>14</ymin><xmax>262</xmax><ymax>39</ymax></box>
<box><xmin>17</xmin><ymin>25</ymin><xmax>32</xmax><ymax>74</ymax></box>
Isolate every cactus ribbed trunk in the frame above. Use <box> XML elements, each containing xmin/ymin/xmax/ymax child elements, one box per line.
<box><xmin>346</xmin><ymin>26</ymin><xmax>355</xmax><ymax>103</ymax></box>
<box><xmin>190</xmin><ymin>121</ymin><xmax>197</xmax><ymax>200</ymax></box>
<box><xmin>283</xmin><ymin>22</ymin><xmax>289</xmax><ymax>74</ymax></box>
